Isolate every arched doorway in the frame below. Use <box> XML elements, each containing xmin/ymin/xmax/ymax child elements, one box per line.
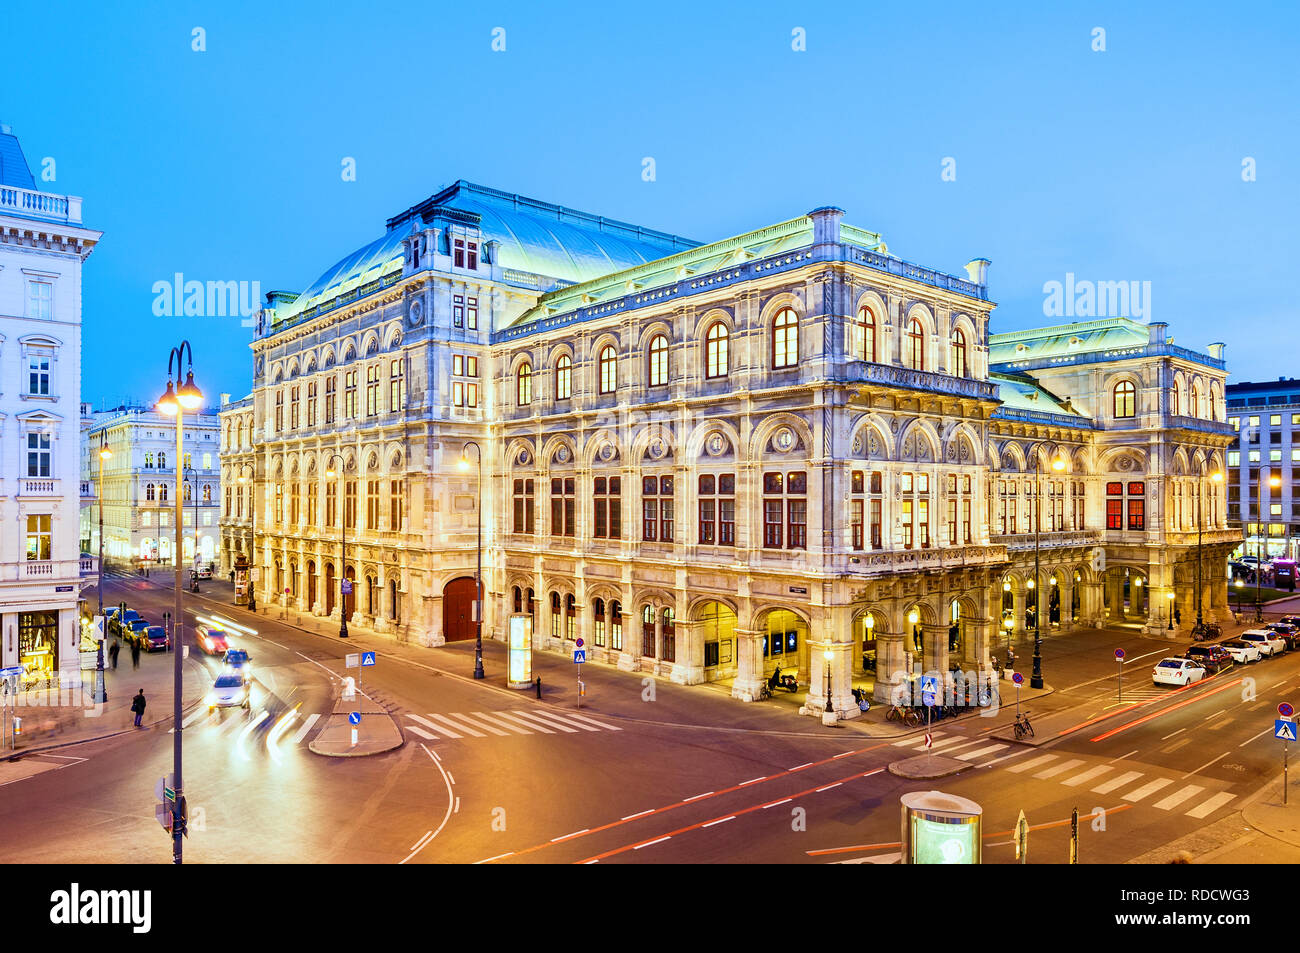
<box><xmin>762</xmin><ymin>609</ymin><xmax>808</xmax><ymax>683</ymax></box>
<box><xmin>307</xmin><ymin>560</ymin><xmax>317</xmax><ymax>610</ymax></box>
<box><xmin>324</xmin><ymin>562</ymin><xmax>335</xmax><ymax>615</ymax></box>
<box><xmin>697</xmin><ymin>601</ymin><xmax>737</xmax><ymax>678</ymax></box>
<box><xmin>948</xmin><ymin>599</ymin><xmax>965</xmax><ymax>655</ymax></box>
<box><xmin>344</xmin><ymin>565</ymin><xmax>356</xmax><ymax>620</ymax></box>
<box><xmin>365</xmin><ymin>573</ymin><xmax>378</xmax><ymax>617</ymax></box>
<box><xmin>854</xmin><ymin>610</ymin><xmax>883</xmax><ymax>674</ymax></box>
<box><xmin>443</xmin><ymin>577</ymin><xmax>477</xmax><ymax>641</ymax></box>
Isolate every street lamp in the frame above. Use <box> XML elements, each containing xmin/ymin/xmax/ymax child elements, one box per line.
<box><xmin>1235</xmin><ymin>577</ymin><xmax>1244</xmax><ymax>618</ymax></box>
<box><xmin>459</xmin><ymin>442</ymin><xmax>485</xmax><ymax>680</ymax></box>
<box><xmin>1195</xmin><ymin>471</ymin><xmax>1224</xmax><ymax>634</ymax></box>
<box><xmin>156</xmin><ymin>340</ymin><xmax>201</xmax><ymax>864</ymax></box>
<box><xmin>325</xmin><ymin>453</ymin><xmax>348</xmax><ymax>639</ymax></box>
<box><xmin>94</xmin><ymin>434</ymin><xmax>111</xmax><ymax>704</ymax></box>
<box><xmin>908</xmin><ymin>607</ymin><xmax>920</xmax><ymax>656</ymax></box>
<box><xmin>1256</xmin><ymin>469</ymin><xmax>1282</xmax><ymax>623</ymax></box>
<box><xmin>864</xmin><ymin>613</ymin><xmax>874</xmax><ymax>671</ymax></box>
<box><xmin>823</xmin><ymin>647</ymin><xmax>833</xmax><ymax>713</ymax></box>
<box><xmin>1166</xmin><ymin>590</ymin><xmax>1175</xmax><ymax>631</ymax></box>
<box><xmin>183</xmin><ymin>465</ymin><xmax>200</xmax><ymax>592</ymax></box>
<box><xmin>1031</xmin><ymin>451</ymin><xmax>1067</xmax><ymax>689</ymax></box>
<box><xmin>236</xmin><ymin>462</ymin><xmax>256</xmax><ymax>611</ymax></box>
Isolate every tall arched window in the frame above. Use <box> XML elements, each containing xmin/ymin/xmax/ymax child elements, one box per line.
<box><xmin>158</xmin><ymin>452</ymin><xmax>166</xmax><ymax>469</ymax></box>
<box><xmin>1189</xmin><ymin>382</ymin><xmax>1201</xmax><ymax>418</ymax></box>
<box><xmin>516</xmin><ymin>363</ymin><xmax>532</xmax><ymax>406</ymax></box>
<box><xmin>949</xmin><ymin>328</ymin><xmax>967</xmax><ymax>377</ymax></box>
<box><xmin>159</xmin><ymin>483</ymin><xmax>169</xmax><ymax>503</ymax></box>
<box><xmin>1169</xmin><ymin>379</ymin><xmax>1181</xmax><ymax>416</ymax></box>
<box><xmin>773</xmin><ymin>307</ymin><xmax>798</xmax><ymax>368</ymax></box>
<box><xmin>647</xmin><ymin>335</ymin><xmax>669</xmax><ymax>386</ymax></box>
<box><xmin>146</xmin><ymin>483</ymin><xmax>155</xmax><ymax>501</ymax></box>
<box><xmin>705</xmin><ymin>323</ymin><xmax>729</xmax><ymax>378</ymax></box>
<box><xmin>905</xmin><ymin>317</ymin><xmax>925</xmax><ymax>370</ymax></box>
<box><xmin>599</xmin><ymin>345</ymin><xmax>617</xmax><ymax>393</ymax></box>
<box><xmin>1113</xmin><ymin>380</ymin><xmax>1137</xmax><ymax>418</ymax></box>
<box><xmin>853</xmin><ymin>306</ymin><xmax>876</xmax><ymax>362</ymax></box>
<box><xmin>554</xmin><ymin>355</ymin><xmax>572</xmax><ymax>400</ymax></box>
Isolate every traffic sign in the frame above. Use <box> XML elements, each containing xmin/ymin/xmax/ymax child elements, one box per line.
<box><xmin>1276</xmin><ymin>720</ymin><xmax>1297</xmax><ymax>742</ymax></box>
<box><xmin>156</xmin><ymin>804</ymin><xmax>173</xmax><ymax>833</ymax></box>
<box><xmin>345</xmin><ymin>653</ymin><xmax>359</xmax><ymax>669</ymax></box>
<box><xmin>1281</xmin><ymin>703</ymin><xmax>1295</xmax><ymax>718</ymax></box>
<box><xmin>922</xmin><ymin>691</ymin><xmax>937</xmax><ymax>707</ymax></box>
<box><xmin>575</xmin><ymin>638</ymin><xmax>584</xmax><ymax>648</ymax></box>
<box><xmin>920</xmin><ymin>675</ymin><xmax>938</xmax><ymax>695</ymax></box>
<box><xmin>341</xmin><ymin>580</ymin><xmax>353</xmax><ymax>595</ymax></box>
<box><xmin>573</xmin><ymin>649</ymin><xmax>587</xmax><ymax>663</ymax></box>
<box><xmin>1115</xmin><ymin>649</ymin><xmax>1125</xmax><ymax>660</ymax></box>
<box><xmin>93</xmin><ymin>615</ymin><xmax>105</xmax><ymax>640</ymax></box>
<box><xmin>1012</xmin><ymin>672</ymin><xmax>1024</xmax><ymax>685</ymax></box>
<box><xmin>153</xmin><ymin>774</ymin><xmax>176</xmax><ymax>802</ymax></box>
<box><xmin>0</xmin><ymin>666</ymin><xmax>21</xmax><ymax>678</ymax></box>
<box><xmin>361</xmin><ymin>652</ymin><xmax>376</xmax><ymax>667</ymax></box>
<box><xmin>924</xmin><ymin>732</ymin><xmax>932</xmax><ymax>749</ymax></box>
<box><xmin>347</xmin><ymin>712</ymin><xmax>361</xmax><ymax>726</ymax></box>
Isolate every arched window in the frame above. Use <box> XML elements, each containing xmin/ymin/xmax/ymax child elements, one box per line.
<box><xmin>1169</xmin><ymin>379</ymin><xmax>1181</xmax><ymax>416</ymax></box>
<box><xmin>647</xmin><ymin>335</ymin><xmax>669</xmax><ymax>386</ymax></box>
<box><xmin>705</xmin><ymin>323</ymin><xmax>729</xmax><ymax>378</ymax></box>
<box><xmin>950</xmin><ymin>328</ymin><xmax>967</xmax><ymax>378</ymax></box>
<box><xmin>183</xmin><ymin>482</ymin><xmax>192</xmax><ymax>502</ymax></box>
<box><xmin>565</xmin><ymin>593</ymin><xmax>577</xmax><ymax>640</ymax></box>
<box><xmin>513</xmin><ymin>586</ymin><xmax>522</xmax><ymax>613</ymax></box>
<box><xmin>661</xmin><ymin>607</ymin><xmax>676</xmax><ymax>663</ymax></box>
<box><xmin>516</xmin><ymin>363</ymin><xmax>532</xmax><ymax>406</ymax></box>
<box><xmin>1189</xmin><ymin>382</ymin><xmax>1201</xmax><ymax>418</ymax></box>
<box><xmin>146</xmin><ymin>483</ymin><xmax>155</xmax><ymax>501</ymax></box>
<box><xmin>203</xmin><ymin>484</ymin><xmax>211</xmax><ymax>503</ymax></box>
<box><xmin>159</xmin><ymin>483</ymin><xmax>169</xmax><ymax>503</ymax></box>
<box><xmin>554</xmin><ymin>355</ymin><xmax>572</xmax><ymax>400</ymax></box>
<box><xmin>599</xmin><ymin>345</ymin><xmax>617</xmax><ymax>394</ymax></box>
<box><xmin>593</xmin><ymin>598</ymin><xmax>606</xmax><ymax>647</ymax></box>
<box><xmin>853</xmin><ymin>306</ymin><xmax>876</xmax><ymax>362</ymax></box>
<box><xmin>551</xmin><ymin>591</ymin><xmax>562</xmax><ymax>639</ymax></box>
<box><xmin>1113</xmin><ymin>380</ymin><xmax>1137</xmax><ymax>418</ymax></box>
<box><xmin>158</xmin><ymin>452</ymin><xmax>166</xmax><ymax>470</ymax></box>
<box><xmin>905</xmin><ymin>317</ymin><xmax>925</xmax><ymax>371</ymax></box>
<box><xmin>773</xmin><ymin>308</ymin><xmax>798</xmax><ymax>369</ymax></box>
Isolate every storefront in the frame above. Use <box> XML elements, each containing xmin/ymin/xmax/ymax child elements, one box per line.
<box><xmin>19</xmin><ymin>610</ymin><xmax>59</xmax><ymax>689</ymax></box>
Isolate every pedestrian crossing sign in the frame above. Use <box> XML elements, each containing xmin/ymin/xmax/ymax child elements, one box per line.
<box><xmin>361</xmin><ymin>652</ymin><xmax>376</xmax><ymax>667</ymax></box>
<box><xmin>1276</xmin><ymin>720</ymin><xmax>1297</xmax><ymax>742</ymax></box>
<box><xmin>574</xmin><ymin>649</ymin><xmax>586</xmax><ymax>663</ymax></box>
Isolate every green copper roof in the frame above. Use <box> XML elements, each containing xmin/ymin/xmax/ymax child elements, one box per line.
<box><xmin>989</xmin><ymin>372</ymin><xmax>1084</xmax><ymax>418</ymax></box>
<box><xmin>988</xmin><ymin>317</ymin><xmax>1150</xmax><ymax>365</ymax></box>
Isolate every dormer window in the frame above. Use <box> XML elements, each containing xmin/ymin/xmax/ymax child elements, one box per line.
<box><xmin>453</xmin><ymin>238</ymin><xmax>479</xmax><ymax>270</ymax></box>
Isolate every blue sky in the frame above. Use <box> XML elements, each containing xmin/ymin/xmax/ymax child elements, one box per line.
<box><xmin>5</xmin><ymin>0</ymin><xmax>1296</xmax><ymax>406</ymax></box>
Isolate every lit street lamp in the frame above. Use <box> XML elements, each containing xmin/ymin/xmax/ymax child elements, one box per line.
<box><xmin>1166</xmin><ymin>590</ymin><xmax>1175</xmax><ymax>631</ymax></box>
<box><xmin>157</xmin><ymin>340</ymin><xmax>202</xmax><ymax>864</ymax></box>
<box><xmin>459</xmin><ymin>442</ymin><xmax>485</xmax><ymax>680</ymax></box>
<box><xmin>325</xmin><ymin>453</ymin><xmax>348</xmax><ymax>639</ymax></box>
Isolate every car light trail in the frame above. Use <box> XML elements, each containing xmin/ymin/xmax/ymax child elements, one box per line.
<box><xmin>236</xmin><ymin>710</ymin><xmax>270</xmax><ymax>760</ymax></box>
<box><xmin>1089</xmin><ymin>678</ymin><xmax>1243</xmax><ymax>742</ymax></box>
<box><xmin>266</xmin><ymin>706</ymin><xmax>300</xmax><ymax>765</ymax></box>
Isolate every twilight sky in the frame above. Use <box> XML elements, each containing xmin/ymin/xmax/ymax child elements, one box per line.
<box><xmin>4</xmin><ymin>0</ymin><xmax>1296</xmax><ymax>407</ymax></box>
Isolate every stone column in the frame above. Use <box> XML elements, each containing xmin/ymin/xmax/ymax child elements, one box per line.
<box><xmin>874</xmin><ymin>632</ymin><xmax>908</xmax><ymax>704</ymax></box>
<box><xmin>732</xmin><ymin>627</ymin><xmax>766</xmax><ymax>702</ymax></box>
<box><xmin>673</xmin><ymin>619</ymin><xmax>705</xmax><ymax>685</ymax></box>
<box><xmin>967</xmin><ymin>616</ymin><xmax>994</xmax><ymax>681</ymax></box>
<box><xmin>1082</xmin><ymin>579</ymin><xmax>1105</xmax><ymax>627</ymax></box>
<box><xmin>1011</xmin><ymin>587</ymin><xmax>1028</xmax><ymax>640</ymax></box>
<box><xmin>921</xmin><ymin>622</ymin><xmax>950</xmax><ymax>690</ymax></box>
<box><xmin>374</xmin><ymin>575</ymin><xmax>392</xmax><ymax>633</ymax></box>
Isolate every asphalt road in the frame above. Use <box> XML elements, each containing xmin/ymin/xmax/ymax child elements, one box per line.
<box><xmin>3</xmin><ymin>578</ymin><xmax>1295</xmax><ymax>864</ymax></box>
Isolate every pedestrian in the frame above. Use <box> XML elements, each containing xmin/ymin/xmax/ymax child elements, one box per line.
<box><xmin>108</xmin><ymin>639</ymin><xmax>120</xmax><ymax>670</ymax></box>
<box><xmin>229</xmin><ymin>569</ymin><xmax>235</xmax><ymax>585</ymax></box>
<box><xmin>131</xmin><ymin>689</ymin><xmax>146</xmax><ymax>728</ymax></box>
<box><xmin>1174</xmin><ymin>607</ymin><xmax>1181</xmax><ymax>626</ymax></box>
<box><xmin>130</xmin><ymin>639</ymin><xmax>140</xmax><ymax>669</ymax></box>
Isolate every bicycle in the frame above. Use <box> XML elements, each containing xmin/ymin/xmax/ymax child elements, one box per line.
<box><xmin>887</xmin><ymin>704</ymin><xmax>923</xmax><ymax>728</ymax></box>
<box><xmin>756</xmin><ymin>683</ymin><xmax>773</xmax><ymax>701</ymax></box>
<box><xmin>1013</xmin><ymin>710</ymin><xmax>1034</xmax><ymax>740</ymax></box>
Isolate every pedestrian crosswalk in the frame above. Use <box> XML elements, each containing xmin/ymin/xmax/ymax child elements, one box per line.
<box><xmin>403</xmin><ymin>707</ymin><xmax>622</xmax><ymax>742</ymax></box>
<box><xmin>891</xmin><ymin>729</ymin><xmax>1239</xmax><ymax>820</ymax></box>
<box><xmin>171</xmin><ymin>707</ymin><xmax>325</xmax><ymax>749</ymax></box>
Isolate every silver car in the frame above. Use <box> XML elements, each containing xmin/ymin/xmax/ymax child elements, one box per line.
<box><xmin>208</xmin><ymin>673</ymin><xmax>250</xmax><ymax>711</ymax></box>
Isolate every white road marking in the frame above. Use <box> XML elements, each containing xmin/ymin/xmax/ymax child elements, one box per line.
<box><xmin>955</xmin><ymin>743</ymin><xmax>1007</xmax><ymax>761</ymax></box>
<box><xmin>1108</xmin><ymin>749</ymin><xmax>1139</xmax><ymax>764</ymax></box>
<box><xmin>1034</xmin><ymin>759</ymin><xmax>1086</xmax><ymax>780</ymax></box>
<box><xmin>1161</xmin><ymin>727</ymin><xmax>1186</xmax><ymax>740</ymax></box>
<box><xmin>1186</xmin><ymin>791</ymin><xmax>1237</xmax><ymax>819</ymax></box>
<box><xmin>472</xmin><ymin>711</ymin><xmax>533</xmax><ymax>734</ymax></box>
<box><xmin>815</xmin><ymin>782</ymin><xmax>843</xmax><ymax>792</ymax></box>
<box><xmin>446</xmin><ymin>712</ymin><xmax>511</xmax><ymax>736</ymax></box>
<box><xmin>496</xmin><ymin>712</ymin><xmax>555</xmax><ymax>733</ymax></box>
<box><xmin>683</xmin><ymin>791</ymin><xmax>714</xmax><ymax>802</ymax></box>
<box><xmin>1092</xmin><ymin>770</ymin><xmax>1143</xmax><ymax>793</ymax></box>
<box><xmin>1007</xmin><ymin>754</ymin><xmax>1058</xmax><ymax>774</ymax></box>
<box><xmin>622</xmin><ymin>809</ymin><xmax>654</xmax><ymax>821</ymax></box>
<box><xmin>790</xmin><ymin>762</ymin><xmax>813</xmax><ymax>771</ymax></box>
<box><xmin>509</xmin><ymin>709</ymin><xmax>579</xmax><ymax>733</ymax></box>
<box><xmin>423</xmin><ymin>713</ymin><xmax>487</xmax><ymax>738</ymax></box>
<box><xmin>291</xmin><ymin>713</ymin><xmax>320</xmax><ymax>744</ymax></box>
<box><xmin>400</xmin><ymin>744</ymin><xmax>455</xmax><ymax>864</ymax></box>
<box><xmin>1123</xmin><ymin>778</ymin><xmax>1175</xmax><ymax>802</ymax></box>
<box><xmin>1153</xmin><ymin>784</ymin><xmax>1204</xmax><ymax>811</ymax></box>
<box><xmin>833</xmin><ymin>750</ymin><xmax>857</xmax><ymax>759</ymax></box>
<box><xmin>411</xmin><ymin>714</ymin><xmax>462</xmax><ymax>738</ymax></box>
<box><xmin>181</xmin><ymin>708</ymin><xmax>207</xmax><ymax>729</ymax></box>
<box><xmin>551</xmin><ymin>710</ymin><xmax>623</xmax><ymax>731</ymax></box>
<box><xmin>1239</xmin><ymin>724</ymin><xmax>1277</xmax><ymax>747</ymax></box>
<box><xmin>454</xmin><ymin>797</ymin><xmax>460</xmax><ymax>814</ymax></box>
<box><xmin>763</xmin><ymin>798</ymin><xmax>793</xmax><ymax>809</ymax></box>
<box><xmin>527</xmin><ymin>709</ymin><xmax>602</xmax><ymax>732</ymax></box>
<box><xmin>1063</xmin><ymin>765</ymin><xmax>1114</xmax><ymax>787</ymax></box>
<box><xmin>1183</xmin><ymin>750</ymin><xmax>1231</xmax><ymax>778</ymax></box>
<box><xmin>633</xmin><ymin>836</ymin><xmax>670</xmax><ymax>850</ymax></box>
<box><xmin>703</xmin><ymin>816</ymin><xmax>736</xmax><ymax>827</ymax></box>
<box><xmin>551</xmin><ymin>829</ymin><xmax>590</xmax><ymax>842</ymax></box>
<box><xmin>405</xmin><ymin>724</ymin><xmax>438</xmax><ymax>741</ymax></box>
<box><xmin>407</xmin><ymin>830</ymin><xmax>433</xmax><ymax>853</ymax></box>
<box><xmin>740</xmin><ymin>776</ymin><xmax>767</xmax><ymax>786</ymax></box>
<box><xmin>475</xmin><ymin>852</ymin><xmax>515</xmax><ymax>864</ymax></box>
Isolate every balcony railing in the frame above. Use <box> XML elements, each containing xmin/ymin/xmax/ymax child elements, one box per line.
<box><xmin>991</xmin><ymin>530</ymin><xmax>1103</xmax><ymax>553</ymax></box>
<box><xmin>844</xmin><ymin>362</ymin><xmax>1000</xmax><ymax>401</ymax></box>
<box><xmin>1167</xmin><ymin>415</ymin><xmax>1236</xmax><ymax>436</ymax></box>
<box><xmin>0</xmin><ymin>184</ymin><xmax>81</xmax><ymax>224</ymax></box>
<box><xmin>848</xmin><ymin>544</ymin><xmax>1010</xmax><ymax>575</ymax></box>
<box><xmin>18</xmin><ymin>478</ymin><xmax>60</xmax><ymax>497</ymax></box>
<box><xmin>80</xmin><ymin>556</ymin><xmax>97</xmax><ymax>575</ymax></box>
<box><xmin>25</xmin><ymin>560</ymin><xmax>53</xmax><ymax>576</ymax></box>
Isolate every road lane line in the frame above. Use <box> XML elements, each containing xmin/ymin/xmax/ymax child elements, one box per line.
<box><xmin>834</xmin><ymin>750</ymin><xmax>857</xmax><ymax>758</ymax></box>
<box><xmin>407</xmin><ymin>831</ymin><xmax>433</xmax><ymax>853</ymax></box>
<box><xmin>633</xmin><ymin>836</ymin><xmax>670</xmax><ymax>850</ymax></box>
<box><xmin>472</xmin><ymin>711</ymin><xmax>534</xmax><ymax>734</ymax></box>
<box><xmin>401</xmin><ymin>744</ymin><xmax>455</xmax><ymax>864</ymax></box>
<box><xmin>181</xmin><ymin>708</ymin><xmax>207</xmax><ymax>729</ymax></box>
<box><xmin>1122</xmin><ymin>778</ymin><xmax>1174</xmax><ymax>802</ymax></box>
<box><xmin>790</xmin><ymin>762</ymin><xmax>814</xmax><ymax>771</ymax></box>
<box><xmin>1161</xmin><ymin>727</ymin><xmax>1186</xmax><ymax>740</ymax></box>
<box><xmin>551</xmin><ymin>829</ymin><xmax>591</xmax><ymax>843</ymax></box>
<box><xmin>815</xmin><ymin>782</ymin><xmax>843</xmax><ymax>792</ymax></box>
<box><xmin>683</xmin><ymin>791</ymin><xmax>714</xmax><ymax>802</ymax></box>
<box><xmin>475</xmin><ymin>852</ymin><xmax>514</xmax><ymax>864</ymax></box>
<box><xmin>1183</xmin><ymin>750</ymin><xmax>1231</xmax><ymax>778</ymax></box>
<box><xmin>1006</xmin><ymin>754</ymin><xmax>1058</xmax><ymax>774</ymax></box>
<box><xmin>411</xmin><ymin>714</ymin><xmax>462</xmax><ymax>738</ymax></box>
<box><xmin>1033</xmin><ymin>759</ymin><xmax>1085</xmax><ymax>780</ymax></box>
<box><xmin>622</xmin><ymin>809</ymin><xmax>654</xmax><ymax>821</ymax></box>
<box><xmin>763</xmin><ymin>798</ymin><xmax>793</xmax><ymax>809</ymax></box>
<box><xmin>1091</xmin><ymin>770</ymin><xmax>1143</xmax><ymax>793</ymax></box>
<box><xmin>423</xmin><ymin>713</ymin><xmax>487</xmax><ymax>738</ymax></box>
<box><xmin>1088</xmin><ymin>678</ymin><xmax>1245</xmax><ymax>742</ymax></box>
<box><xmin>740</xmin><ymin>776</ymin><xmax>767</xmax><ymax>786</ymax></box>
<box><xmin>1109</xmin><ymin>749</ymin><xmax>1139</xmax><ymax>764</ymax></box>
<box><xmin>1062</xmin><ymin>765</ymin><xmax>1113</xmax><ymax>787</ymax></box>
<box><xmin>1153</xmin><ymin>784</ymin><xmax>1204</xmax><ymax>811</ymax></box>
<box><xmin>454</xmin><ymin>797</ymin><xmax>460</xmax><ymax>814</ymax></box>
<box><xmin>703</xmin><ymin>816</ymin><xmax>736</xmax><ymax>828</ymax></box>
<box><xmin>1186</xmin><ymin>792</ymin><xmax>1236</xmax><ymax>819</ymax></box>
<box><xmin>1239</xmin><ymin>724</ymin><xmax>1276</xmax><ymax>747</ymax></box>
<box><xmin>291</xmin><ymin>713</ymin><xmax>320</xmax><ymax>744</ymax></box>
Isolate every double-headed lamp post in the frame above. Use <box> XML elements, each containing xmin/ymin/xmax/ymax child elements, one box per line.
<box><xmin>1031</xmin><ymin>452</ymin><xmax>1067</xmax><ymax>689</ymax></box>
<box><xmin>459</xmin><ymin>442</ymin><xmax>485</xmax><ymax>679</ymax></box>
<box><xmin>94</xmin><ymin>434</ymin><xmax>111</xmax><ymax>704</ymax></box>
<box><xmin>157</xmin><ymin>340</ymin><xmax>202</xmax><ymax>864</ymax></box>
<box><xmin>325</xmin><ymin>453</ymin><xmax>348</xmax><ymax>639</ymax></box>
<box><xmin>236</xmin><ymin>462</ymin><xmax>256</xmax><ymax>611</ymax></box>
<box><xmin>1256</xmin><ymin>468</ymin><xmax>1282</xmax><ymax>623</ymax></box>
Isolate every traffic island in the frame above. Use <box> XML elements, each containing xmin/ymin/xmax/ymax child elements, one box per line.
<box><xmin>888</xmin><ymin>754</ymin><xmax>970</xmax><ymax>779</ymax></box>
<box><xmin>308</xmin><ymin>695</ymin><xmax>403</xmax><ymax>758</ymax></box>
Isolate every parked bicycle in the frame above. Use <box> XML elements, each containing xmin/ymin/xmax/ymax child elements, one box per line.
<box><xmin>887</xmin><ymin>703</ymin><xmax>923</xmax><ymax>728</ymax></box>
<box><xmin>1013</xmin><ymin>710</ymin><xmax>1035</xmax><ymax>740</ymax></box>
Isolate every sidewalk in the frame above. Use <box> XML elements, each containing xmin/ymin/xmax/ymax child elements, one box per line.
<box><xmin>0</xmin><ymin>643</ymin><xmax>209</xmax><ymax>762</ymax></box>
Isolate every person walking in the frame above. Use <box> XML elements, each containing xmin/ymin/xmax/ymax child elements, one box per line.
<box><xmin>130</xmin><ymin>639</ymin><xmax>140</xmax><ymax>670</ymax></box>
<box><xmin>131</xmin><ymin>690</ymin><xmax>146</xmax><ymax>728</ymax></box>
<box><xmin>108</xmin><ymin>638</ymin><xmax>120</xmax><ymax>670</ymax></box>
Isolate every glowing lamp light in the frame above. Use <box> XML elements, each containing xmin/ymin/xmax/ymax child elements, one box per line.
<box><xmin>325</xmin><ymin>469</ymin><xmax>336</xmax><ymax>479</ymax></box>
<box><xmin>823</xmin><ymin>649</ymin><xmax>832</xmax><ymax>662</ymax></box>
<box><xmin>1049</xmin><ymin>575</ymin><xmax>1057</xmax><ymax>586</ymax></box>
<box><xmin>1027</xmin><ymin>579</ymin><xmax>1035</xmax><ymax>589</ymax></box>
<box><xmin>1003</xmin><ymin>617</ymin><xmax>1014</xmax><ymax>630</ymax></box>
<box><xmin>177</xmin><ymin>370</ymin><xmax>203</xmax><ymax>410</ymax></box>
<box><xmin>1211</xmin><ymin>472</ymin><xmax>1224</xmax><ymax>484</ymax></box>
<box><xmin>458</xmin><ymin>456</ymin><xmax>470</xmax><ymax>472</ymax></box>
<box><xmin>1051</xmin><ymin>456</ymin><xmax>1066</xmax><ymax>472</ymax></box>
<box><xmin>157</xmin><ymin>379</ymin><xmax>179</xmax><ymax>416</ymax></box>
<box><xmin>864</xmin><ymin>614</ymin><xmax>875</xmax><ymax>631</ymax></box>
<box><xmin>907</xmin><ymin>609</ymin><xmax>919</xmax><ymax>626</ymax></box>
<box><xmin>1003</xmin><ymin>580</ymin><xmax>1011</xmax><ymax>592</ymax></box>
<box><xmin>1133</xmin><ymin>578</ymin><xmax>1143</xmax><ymax>588</ymax></box>
<box><xmin>99</xmin><ymin>446</ymin><xmax>112</xmax><ymax>461</ymax></box>
<box><xmin>1166</xmin><ymin>591</ymin><xmax>1175</xmax><ymax>601</ymax></box>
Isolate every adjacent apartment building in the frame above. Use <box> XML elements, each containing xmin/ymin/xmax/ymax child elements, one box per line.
<box><xmin>227</xmin><ymin>180</ymin><xmax>1236</xmax><ymax>715</ymax></box>
<box><xmin>1225</xmin><ymin>377</ymin><xmax>1300</xmax><ymax>562</ymax></box>
<box><xmin>0</xmin><ymin>124</ymin><xmax>101</xmax><ymax>689</ymax></box>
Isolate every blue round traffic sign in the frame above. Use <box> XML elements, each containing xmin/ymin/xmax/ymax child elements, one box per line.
<box><xmin>1115</xmin><ymin>648</ymin><xmax>1125</xmax><ymax>660</ymax></box>
<box><xmin>1012</xmin><ymin>672</ymin><xmax>1024</xmax><ymax>685</ymax></box>
<box><xmin>1280</xmin><ymin>703</ymin><xmax>1294</xmax><ymax>718</ymax></box>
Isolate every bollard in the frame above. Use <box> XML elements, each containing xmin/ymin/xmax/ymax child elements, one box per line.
<box><xmin>535</xmin><ymin>676</ymin><xmax>542</xmax><ymax>699</ymax></box>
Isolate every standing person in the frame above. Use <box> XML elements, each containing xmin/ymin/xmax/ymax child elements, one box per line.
<box><xmin>131</xmin><ymin>690</ymin><xmax>146</xmax><ymax>728</ymax></box>
<box><xmin>108</xmin><ymin>638</ymin><xmax>120</xmax><ymax>670</ymax></box>
<box><xmin>130</xmin><ymin>639</ymin><xmax>140</xmax><ymax>670</ymax></box>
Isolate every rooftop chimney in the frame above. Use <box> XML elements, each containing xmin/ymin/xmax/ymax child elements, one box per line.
<box><xmin>964</xmin><ymin>258</ymin><xmax>991</xmax><ymax>286</ymax></box>
<box><xmin>1148</xmin><ymin>322</ymin><xmax>1168</xmax><ymax>345</ymax></box>
<box><xmin>1207</xmin><ymin>342</ymin><xmax>1226</xmax><ymax>360</ymax></box>
<box><xmin>808</xmin><ymin>206</ymin><xmax>844</xmax><ymax>247</ymax></box>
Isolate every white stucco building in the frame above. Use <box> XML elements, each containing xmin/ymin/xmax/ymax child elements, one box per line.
<box><xmin>0</xmin><ymin>124</ymin><xmax>101</xmax><ymax>689</ymax></box>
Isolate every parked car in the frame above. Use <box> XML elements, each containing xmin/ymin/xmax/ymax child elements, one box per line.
<box><xmin>112</xmin><ymin>608</ymin><xmax>142</xmax><ymax>637</ymax></box>
<box><xmin>1240</xmin><ymin>628</ymin><xmax>1288</xmax><ymax>657</ymax></box>
<box><xmin>1263</xmin><ymin>622</ymin><xmax>1300</xmax><ymax>650</ymax></box>
<box><xmin>1219</xmin><ymin>639</ymin><xmax>1262</xmax><ymax>664</ymax></box>
<box><xmin>124</xmin><ymin>619</ymin><xmax>150</xmax><ymax>646</ymax></box>
<box><xmin>194</xmin><ymin>565</ymin><xmax>213</xmax><ymax>580</ymax></box>
<box><xmin>142</xmin><ymin>625</ymin><xmax>170</xmax><ymax>652</ymax></box>
<box><xmin>1185</xmin><ymin>643</ymin><xmax>1233</xmax><ymax>674</ymax></box>
<box><xmin>194</xmin><ymin>625</ymin><xmax>229</xmax><ymax>656</ymax></box>
<box><xmin>1229</xmin><ymin>561</ymin><xmax>1252</xmax><ymax>580</ymax></box>
<box><xmin>207</xmin><ymin>673</ymin><xmax>250</xmax><ymax>711</ymax></box>
<box><xmin>1154</xmin><ymin>657</ymin><xmax>1206</xmax><ymax>686</ymax></box>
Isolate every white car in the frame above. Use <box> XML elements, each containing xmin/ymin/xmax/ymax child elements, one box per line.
<box><xmin>1153</xmin><ymin>657</ymin><xmax>1206</xmax><ymax>686</ymax></box>
<box><xmin>1239</xmin><ymin>629</ymin><xmax>1287</xmax><ymax>657</ymax></box>
<box><xmin>1219</xmin><ymin>639</ymin><xmax>1262</xmax><ymax>663</ymax></box>
<box><xmin>208</xmin><ymin>673</ymin><xmax>250</xmax><ymax>711</ymax></box>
